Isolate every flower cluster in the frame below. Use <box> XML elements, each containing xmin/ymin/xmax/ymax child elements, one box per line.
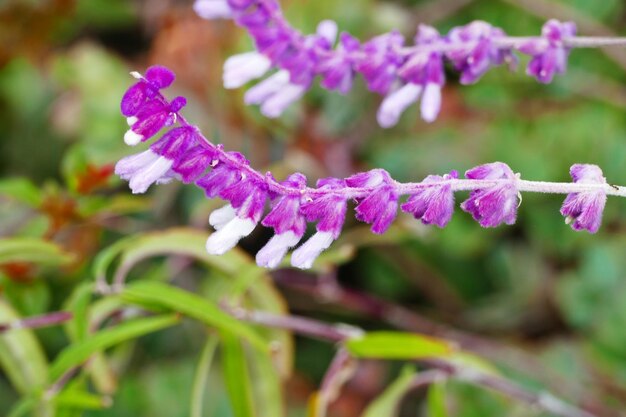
<box><xmin>193</xmin><ymin>0</ymin><xmax>581</xmax><ymax>126</ymax></box>
<box><xmin>116</xmin><ymin>66</ymin><xmax>619</xmax><ymax>269</ymax></box>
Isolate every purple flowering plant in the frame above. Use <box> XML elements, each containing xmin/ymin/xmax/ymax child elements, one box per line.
<box><xmin>8</xmin><ymin>2</ymin><xmax>626</xmax><ymax>416</ymax></box>
<box><xmin>118</xmin><ymin>61</ymin><xmax>624</xmax><ymax>270</ymax></box>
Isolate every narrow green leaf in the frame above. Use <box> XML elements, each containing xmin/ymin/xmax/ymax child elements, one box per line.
<box><xmin>191</xmin><ymin>336</ymin><xmax>219</xmax><ymax>417</ymax></box>
<box><xmin>121</xmin><ymin>281</ymin><xmax>268</xmax><ymax>352</ymax></box>
<box><xmin>0</xmin><ymin>178</ymin><xmax>42</xmax><ymax>206</ymax></box>
<box><xmin>0</xmin><ymin>299</ymin><xmax>49</xmax><ymax>394</ymax></box>
<box><xmin>7</xmin><ymin>397</ymin><xmax>37</xmax><ymax>417</ymax></box>
<box><xmin>53</xmin><ymin>389</ymin><xmax>112</xmax><ymax>410</ymax></box>
<box><xmin>49</xmin><ymin>314</ymin><xmax>178</xmax><ymax>381</ymax></box>
<box><xmin>0</xmin><ymin>238</ymin><xmax>73</xmax><ymax>266</ymax></box>
<box><xmin>63</xmin><ymin>283</ymin><xmax>94</xmax><ymax>342</ymax></box>
<box><xmin>427</xmin><ymin>381</ymin><xmax>447</xmax><ymax>417</ymax></box>
<box><xmin>221</xmin><ymin>331</ymin><xmax>256</xmax><ymax>417</ymax></box>
<box><xmin>249</xmin><ymin>342</ymin><xmax>285</xmax><ymax>417</ymax></box>
<box><xmin>345</xmin><ymin>332</ymin><xmax>453</xmax><ymax>360</ymax></box>
<box><xmin>362</xmin><ymin>366</ymin><xmax>416</xmax><ymax>417</ymax></box>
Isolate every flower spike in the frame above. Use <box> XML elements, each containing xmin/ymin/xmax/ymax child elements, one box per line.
<box><xmin>115</xmin><ymin>66</ymin><xmax>625</xmax><ymax>269</ymax></box>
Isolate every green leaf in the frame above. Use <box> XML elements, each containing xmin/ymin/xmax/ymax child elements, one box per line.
<box><xmin>121</xmin><ymin>281</ymin><xmax>268</xmax><ymax>352</ymax></box>
<box><xmin>221</xmin><ymin>331</ymin><xmax>256</xmax><ymax>417</ymax></box>
<box><xmin>362</xmin><ymin>366</ymin><xmax>416</xmax><ymax>417</ymax></box>
<box><xmin>0</xmin><ymin>299</ymin><xmax>49</xmax><ymax>394</ymax></box>
<box><xmin>248</xmin><ymin>341</ymin><xmax>285</xmax><ymax>417</ymax></box>
<box><xmin>190</xmin><ymin>336</ymin><xmax>219</xmax><ymax>417</ymax></box>
<box><xmin>427</xmin><ymin>381</ymin><xmax>447</xmax><ymax>417</ymax></box>
<box><xmin>0</xmin><ymin>178</ymin><xmax>42</xmax><ymax>206</ymax></box>
<box><xmin>0</xmin><ymin>237</ymin><xmax>74</xmax><ymax>266</ymax></box>
<box><xmin>345</xmin><ymin>332</ymin><xmax>453</xmax><ymax>360</ymax></box>
<box><xmin>63</xmin><ymin>283</ymin><xmax>94</xmax><ymax>342</ymax></box>
<box><xmin>49</xmin><ymin>314</ymin><xmax>178</xmax><ymax>381</ymax></box>
<box><xmin>53</xmin><ymin>389</ymin><xmax>112</xmax><ymax>410</ymax></box>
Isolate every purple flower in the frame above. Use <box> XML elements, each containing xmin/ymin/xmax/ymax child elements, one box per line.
<box><xmin>291</xmin><ymin>177</ymin><xmax>347</xmax><ymax>269</ymax></box>
<box><xmin>317</xmin><ymin>32</ymin><xmax>360</xmax><ymax>94</ymax></box>
<box><xmin>223</xmin><ymin>52</ymin><xmax>272</xmax><ymax>89</ymax></box>
<box><xmin>560</xmin><ymin>164</ymin><xmax>607</xmax><ymax>233</ymax></box>
<box><xmin>401</xmin><ymin>170</ymin><xmax>457</xmax><ymax>227</ymax></box>
<box><xmin>204</xmin><ymin>164</ymin><xmax>269</xmax><ymax>255</ymax></box>
<box><xmin>447</xmin><ymin>21</ymin><xmax>515</xmax><ymax>85</ymax></box>
<box><xmin>116</xmin><ymin>126</ymin><xmax>198</xmax><ymax>193</ymax></box>
<box><xmin>460</xmin><ymin>162</ymin><xmax>519</xmax><ymax>227</ymax></box>
<box><xmin>243</xmin><ymin>70</ymin><xmax>306</xmax><ymax>118</ymax></box>
<box><xmin>124</xmin><ymin>96</ymin><xmax>187</xmax><ymax>146</ymax></box>
<box><xmin>356</xmin><ymin>31</ymin><xmax>405</xmax><ymax>95</ymax></box>
<box><xmin>257</xmin><ymin>173</ymin><xmax>308</xmax><ymax>268</ymax></box>
<box><xmin>519</xmin><ymin>19</ymin><xmax>576</xmax><ymax>84</ymax></box>
<box><xmin>196</xmin><ymin>152</ymin><xmax>248</xmax><ymax>198</ymax></box>
<box><xmin>120</xmin><ymin>66</ymin><xmax>175</xmax><ymax>118</ymax></box>
<box><xmin>173</xmin><ymin>145</ymin><xmax>220</xmax><ymax>183</ymax></box>
<box><xmin>115</xmin><ymin>150</ymin><xmax>174</xmax><ymax>194</ymax></box>
<box><xmin>376</xmin><ymin>25</ymin><xmax>446</xmax><ymax>126</ymax></box>
<box><xmin>345</xmin><ymin>169</ymin><xmax>399</xmax><ymax>234</ymax></box>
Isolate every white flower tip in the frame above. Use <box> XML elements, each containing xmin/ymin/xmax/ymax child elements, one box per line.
<box><xmin>130</xmin><ymin>71</ymin><xmax>142</xmax><ymax>79</ymax></box>
<box><xmin>206</xmin><ymin>217</ymin><xmax>256</xmax><ymax>255</ymax></box>
<box><xmin>194</xmin><ymin>0</ymin><xmax>232</xmax><ymax>19</ymax></box>
<box><xmin>420</xmin><ymin>83</ymin><xmax>442</xmax><ymax>123</ymax></box>
<box><xmin>256</xmin><ymin>232</ymin><xmax>301</xmax><ymax>268</ymax></box>
<box><xmin>124</xmin><ymin>130</ymin><xmax>143</xmax><ymax>146</ymax></box>
<box><xmin>317</xmin><ymin>20</ymin><xmax>338</xmax><ymax>44</ymax></box>
<box><xmin>126</xmin><ymin>116</ymin><xmax>138</xmax><ymax>126</ymax></box>
<box><xmin>209</xmin><ymin>204</ymin><xmax>236</xmax><ymax>230</ymax></box>
<box><xmin>290</xmin><ymin>231</ymin><xmax>334</xmax><ymax>269</ymax></box>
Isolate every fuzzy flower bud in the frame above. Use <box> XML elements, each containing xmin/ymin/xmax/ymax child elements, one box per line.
<box><xmin>519</xmin><ymin>19</ymin><xmax>576</xmax><ymax>84</ymax></box>
<box><xmin>346</xmin><ymin>169</ymin><xmax>399</xmax><ymax>234</ymax></box>
<box><xmin>461</xmin><ymin>162</ymin><xmax>519</xmax><ymax>227</ymax></box>
<box><xmin>401</xmin><ymin>170</ymin><xmax>458</xmax><ymax>227</ymax></box>
<box><xmin>291</xmin><ymin>178</ymin><xmax>348</xmax><ymax>269</ymax></box>
<box><xmin>560</xmin><ymin>164</ymin><xmax>607</xmax><ymax>233</ymax></box>
<box><xmin>257</xmin><ymin>173</ymin><xmax>308</xmax><ymax>268</ymax></box>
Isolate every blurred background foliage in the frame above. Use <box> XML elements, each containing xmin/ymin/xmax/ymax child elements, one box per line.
<box><xmin>1</xmin><ymin>0</ymin><xmax>626</xmax><ymax>416</ymax></box>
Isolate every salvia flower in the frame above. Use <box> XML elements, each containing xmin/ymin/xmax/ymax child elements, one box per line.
<box><xmin>378</xmin><ymin>26</ymin><xmax>445</xmax><ymax>126</ymax></box>
<box><xmin>461</xmin><ymin>162</ymin><xmax>520</xmax><ymax>227</ymax></box>
<box><xmin>401</xmin><ymin>170</ymin><xmax>458</xmax><ymax>227</ymax></box>
<box><xmin>560</xmin><ymin>164</ymin><xmax>607</xmax><ymax>233</ymax></box>
<box><xmin>292</xmin><ymin>178</ymin><xmax>348</xmax><ymax>269</ymax></box>
<box><xmin>257</xmin><ymin>173</ymin><xmax>308</xmax><ymax>268</ymax></box>
<box><xmin>116</xmin><ymin>65</ymin><xmax>621</xmax><ymax>270</ymax></box>
<box><xmin>345</xmin><ymin>169</ymin><xmax>399</xmax><ymax>234</ymax></box>
<box><xmin>192</xmin><ymin>2</ymin><xmax>592</xmax><ymax>126</ymax></box>
<box><xmin>446</xmin><ymin>21</ymin><xmax>516</xmax><ymax>84</ymax></box>
<box><xmin>519</xmin><ymin>19</ymin><xmax>576</xmax><ymax>83</ymax></box>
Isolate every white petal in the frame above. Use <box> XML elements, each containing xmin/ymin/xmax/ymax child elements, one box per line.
<box><xmin>317</xmin><ymin>20</ymin><xmax>338</xmax><ymax>44</ymax></box>
<box><xmin>128</xmin><ymin>156</ymin><xmax>173</xmax><ymax>194</ymax></box>
<box><xmin>127</xmin><ymin>116</ymin><xmax>138</xmax><ymax>126</ymax></box>
<box><xmin>206</xmin><ymin>216</ymin><xmax>256</xmax><ymax>255</ymax></box>
<box><xmin>244</xmin><ymin>70</ymin><xmax>290</xmax><ymax>105</ymax></box>
<box><xmin>290</xmin><ymin>231</ymin><xmax>334</xmax><ymax>269</ymax></box>
<box><xmin>223</xmin><ymin>52</ymin><xmax>272</xmax><ymax>89</ymax></box>
<box><xmin>193</xmin><ymin>0</ymin><xmax>232</xmax><ymax>19</ymax></box>
<box><xmin>209</xmin><ymin>204</ymin><xmax>236</xmax><ymax>230</ymax></box>
<box><xmin>260</xmin><ymin>83</ymin><xmax>306</xmax><ymax>118</ymax></box>
<box><xmin>124</xmin><ymin>129</ymin><xmax>143</xmax><ymax>146</ymax></box>
<box><xmin>256</xmin><ymin>231</ymin><xmax>301</xmax><ymax>268</ymax></box>
<box><xmin>420</xmin><ymin>83</ymin><xmax>441</xmax><ymax>123</ymax></box>
<box><xmin>377</xmin><ymin>83</ymin><xmax>422</xmax><ymax>128</ymax></box>
<box><xmin>115</xmin><ymin>150</ymin><xmax>159</xmax><ymax>180</ymax></box>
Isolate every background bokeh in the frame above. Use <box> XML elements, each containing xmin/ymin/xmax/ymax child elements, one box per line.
<box><xmin>2</xmin><ymin>0</ymin><xmax>626</xmax><ymax>416</ymax></box>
